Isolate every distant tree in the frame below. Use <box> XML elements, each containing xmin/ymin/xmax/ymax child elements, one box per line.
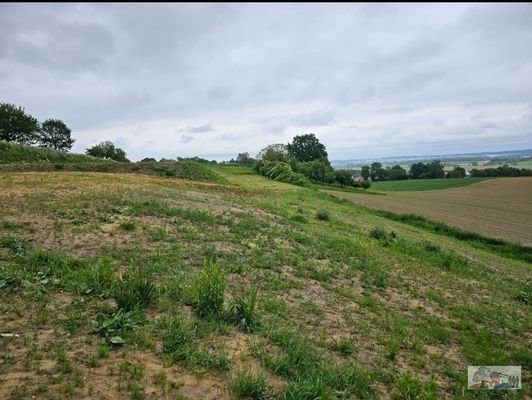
<box><xmin>427</xmin><ymin>160</ymin><xmax>445</xmax><ymax>179</ymax></box>
<box><xmin>446</xmin><ymin>166</ymin><xmax>466</xmax><ymax>178</ymax></box>
<box><xmin>236</xmin><ymin>152</ymin><xmax>256</xmax><ymax>165</ymax></box>
<box><xmin>410</xmin><ymin>162</ymin><xmax>429</xmax><ymax>179</ymax></box>
<box><xmin>86</xmin><ymin>141</ymin><xmax>129</xmax><ymax>162</ymax></box>
<box><xmin>370</xmin><ymin>162</ymin><xmax>387</xmax><ymax>181</ymax></box>
<box><xmin>361</xmin><ymin>165</ymin><xmax>370</xmax><ymax>180</ymax></box>
<box><xmin>360</xmin><ymin>180</ymin><xmax>371</xmax><ymax>190</ymax></box>
<box><xmin>298</xmin><ymin>158</ymin><xmax>334</xmax><ymax>183</ymax></box>
<box><xmin>38</xmin><ymin>119</ymin><xmax>75</xmax><ymax>151</ymax></box>
<box><xmin>334</xmin><ymin>169</ymin><xmax>354</xmax><ymax>186</ymax></box>
<box><xmin>387</xmin><ymin>165</ymin><xmax>408</xmax><ymax>180</ymax></box>
<box><xmin>0</xmin><ymin>103</ymin><xmax>40</xmax><ymax>145</ymax></box>
<box><xmin>140</xmin><ymin>157</ymin><xmax>157</xmax><ymax>162</ymax></box>
<box><xmin>287</xmin><ymin>133</ymin><xmax>328</xmax><ymax>162</ymax></box>
<box><xmin>257</xmin><ymin>143</ymin><xmax>291</xmax><ymax>162</ymax></box>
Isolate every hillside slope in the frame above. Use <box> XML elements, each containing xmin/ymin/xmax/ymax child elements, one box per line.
<box><xmin>0</xmin><ymin>166</ymin><xmax>530</xmax><ymax>399</ymax></box>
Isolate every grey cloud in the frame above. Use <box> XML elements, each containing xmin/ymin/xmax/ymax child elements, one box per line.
<box><xmin>290</xmin><ymin>109</ymin><xmax>336</xmax><ymax>127</ymax></box>
<box><xmin>186</xmin><ymin>124</ymin><xmax>213</xmax><ymax>133</ymax></box>
<box><xmin>179</xmin><ymin>135</ymin><xmax>194</xmax><ymax>143</ymax></box>
<box><xmin>1</xmin><ymin>3</ymin><xmax>531</xmax><ymax>160</ymax></box>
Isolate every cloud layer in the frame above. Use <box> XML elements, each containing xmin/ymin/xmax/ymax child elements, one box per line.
<box><xmin>1</xmin><ymin>3</ymin><xmax>531</xmax><ymax>160</ymax></box>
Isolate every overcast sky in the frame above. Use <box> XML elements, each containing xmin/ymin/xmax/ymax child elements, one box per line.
<box><xmin>1</xmin><ymin>3</ymin><xmax>532</xmax><ymax>161</ymax></box>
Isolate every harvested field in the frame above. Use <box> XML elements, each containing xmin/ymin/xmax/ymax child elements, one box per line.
<box><xmin>324</xmin><ymin>177</ymin><xmax>532</xmax><ymax>246</ymax></box>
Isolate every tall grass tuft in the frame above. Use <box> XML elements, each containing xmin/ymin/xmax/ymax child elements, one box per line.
<box><xmin>194</xmin><ymin>261</ymin><xmax>225</xmax><ymax>319</ymax></box>
<box><xmin>229</xmin><ymin>288</ymin><xmax>261</xmax><ymax>332</ymax></box>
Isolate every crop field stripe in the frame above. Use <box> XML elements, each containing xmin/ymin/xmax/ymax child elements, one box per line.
<box><xmin>370</xmin><ymin>177</ymin><xmax>493</xmax><ymax>191</ymax></box>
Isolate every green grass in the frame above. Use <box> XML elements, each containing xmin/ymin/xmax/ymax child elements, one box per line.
<box><xmin>0</xmin><ymin>142</ymin><xmax>227</xmax><ymax>183</ymax></box>
<box><xmin>1</xmin><ymin>165</ymin><xmax>531</xmax><ymax>399</ymax></box>
<box><xmin>370</xmin><ymin>177</ymin><xmax>492</xmax><ymax>191</ymax></box>
<box><xmin>0</xmin><ymin>140</ymin><xmax>101</xmax><ymax>163</ymax></box>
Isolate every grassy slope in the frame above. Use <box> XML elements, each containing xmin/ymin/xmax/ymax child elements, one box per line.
<box><xmin>0</xmin><ymin>165</ymin><xmax>530</xmax><ymax>399</ymax></box>
<box><xmin>0</xmin><ymin>141</ymin><xmax>226</xmax><ymax>183</ymax></box>
<box><xmin>370</xmin><ymin>177</ymin><xmax>492</xmax><ymax>191</ymax></box>
<box><xmin>0</xmin><ymin>141</ymin><xmax>100</xmax><ymax>163</ymax></box>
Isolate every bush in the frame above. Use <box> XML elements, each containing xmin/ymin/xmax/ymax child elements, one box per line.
<box><xmin>119</xmin><ymin>220</ymin><xmax>136</xmax><ymax>231</ymax></box>
<box><xmin>315</xmin><ymin>210</ymin><xmax>330</xmax><ymax>221</ymax></box>
<box><xmin>254</xmin><ymin>160</ymin><xmax>310</xmax><ymax>187</ymax></box>
<box><xmin>369</xmin><ymin>228</ymin><xmax>387</xmax><ymax>240</ymax></box>
<box><xmin>194</xmin><ymin>261</ymin><xmax>225</xmax><ymax>319</ymax></box>
<box><xmin>229</xmin><ymin>289</ymin><xmax>261</xmax><ymax>332</ymax></box>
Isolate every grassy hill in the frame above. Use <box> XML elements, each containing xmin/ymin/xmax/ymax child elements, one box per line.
<box><xmin>0</xmin><ymin>141</ymin><xmax>100</xmax><ymax>163</ymax></box>
<box><xmin>0</xmin><ymin>141</ymin><xmax>226</xmax><ymax>183</ymax></box>
<box><xmin>0</xmin><ymin>165</ymin><xmax>530</xmax><ymax>399</ymax></box>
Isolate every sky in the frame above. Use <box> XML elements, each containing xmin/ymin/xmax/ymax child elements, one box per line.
<box><xmin>1</xmin><ymin>3</ymin><xmax>532</xmax><ymax>161</ymax></box>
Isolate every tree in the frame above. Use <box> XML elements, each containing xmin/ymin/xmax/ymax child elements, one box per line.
<box><xmin>446</xmin><ymin>166</ymin><xmax>466</xmax><ymax>178</ymax></box>
<box><xmin>361</xmin><ymin>165</ymin><xmax>370</xmax><ymax>180</ymax></box>
<box><xmin>287</xmin><ymin>133</ymin><xmax>328</xmax><ymax>162</ymax></box>
<box><xmin>0</xmin><ymin>103</ymin><xmax>40</xmax><ymax>144</ymax></box>
<box><xmin>370</xmin><ymin>162</ymin><xmax>387</xmax><ymax>181</ymax></box>
<box><xmin>86</xmin><ymin>141</ymin><xmax>129</xmax><ymax>162</ymax></box>
<box><xmin>257</xmin><ymin>143</ymin><xmax>291</xmax><ymax>162</ymax></box>
<box><xmin>236</xmin><ymin>152</ymin><xmax>255</xmax><ymax>165</ymax></box>
<box><xmin>387</xmin><ymin>165</ymin><xmax>408</xmax><ymax>180</ymax></box>
<box><xmin>298</xmin><ymin>158</ymin><xmax>334</xmax><ymax>183</ymax></box>
<box><xmin>141</xmin><ymin>157</ymin><xmax>156</xmax><ymax>162</ymax></box>
<box><xmin>427</xmin><ymin>160</ymin><xmax>445</xmax><ymax>179</ymax></box>
<box><xmin>334</xmin><ymin>169</ymin><xmax>354</xmax><ymax>186</ymax></box>
<box><xmin>361</xmin><ymin>180</ymin><xmax>371</xmax><ymax>190</ymax></box>
<box><xmin>38</xmin><ymin>119</ymin><xmax>75</xmax><ymax>151</ymax></box>
<box><xmin>410</xmin><ymin>162</ymin><xmax>429</xmax><ymax>179</ymax></box>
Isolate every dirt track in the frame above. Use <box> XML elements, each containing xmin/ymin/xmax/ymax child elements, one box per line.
<box><xmin>325</xmin><ymin>177</ymin><xmax>532</xmax><ymax>246</ymax></box>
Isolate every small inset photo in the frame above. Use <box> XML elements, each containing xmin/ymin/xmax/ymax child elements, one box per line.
<box><xmin>468</xmin><ymin>366</ymin><xmax>521</xmax><ymax>390</ymax></box>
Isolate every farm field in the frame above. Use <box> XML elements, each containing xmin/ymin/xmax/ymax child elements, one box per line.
<box><xmin>325</xmin><ymin>177</ymin><xmax>532</xmax><ymax>246</ymax></box>
<box><xmin>0</xmin><ymin>167</ymin><xmax>530</xmax><ymax>400</ymax></box>
<box><xmin>369</xmin><ymin>177</ymin><xmax>491</xmax><ymax>192</ymax></box>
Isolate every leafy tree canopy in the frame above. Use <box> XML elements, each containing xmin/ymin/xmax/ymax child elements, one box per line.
<box><xmin>86</xmin><ymin>141</ymin><xmax>129</xmax><ymax>162</ymax></box>
<box><xmin>287</xmin><ymin>133</ymin><xmax>328</xmax><ymax>162</ymax></box>
<box><xmin>39</xmin><ymin>119</ymin><xmax>75</xmax><ymax>151</ymax></box>
<box><xmin>0</xmin><ymin>103</ymin><xmax>40</xmax><ymax>145</ymax></box>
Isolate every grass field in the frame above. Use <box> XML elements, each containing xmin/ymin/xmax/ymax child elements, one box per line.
<box><xmin>325</xmin><ymin>177</ymin><xmax>532</xmax><ymax>246</ymax></box>
<box><xmin>1</xmin><ymin>167</ymin><xmax>530</xmax><ymax>399</ymax></box>
<box><xmin>369</xmin><ymin>178</ymin><xmax>492</xmax><ymax>192</ymax></box>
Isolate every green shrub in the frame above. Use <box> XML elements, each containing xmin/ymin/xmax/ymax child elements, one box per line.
<box><xmin>194</xmin><ymin>261</ymin><xmax>225</xmax><ymax>319</ymax></box>
<box><xmin>369</xmin><ymin>228</ymin><xmax>387</xmax><ymax>240</ymax></box>
<box><xmin>315</xmin><ymin>210</ymin><xmax>330</xmax><ymax>221</ymax></box>
<box><xmin>229</xmin><ymin>289</ymin><xmax>261</xmax><ymax>332</ymax></box>
<box><xmin>255</xmin><ymin>160</ymin><xmax>310</xmax><ymax>187</ymax></box>
<box><xmin>230</xmin><ymin>368</ymin><xmax>268</xmax><ymax>399</ymax></box>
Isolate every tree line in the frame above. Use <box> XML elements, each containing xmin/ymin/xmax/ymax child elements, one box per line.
<box><xmin>360</xmin><ymin>160</ymin><xmax>466</xmax><ymax>181</ymax></box>
<box><xmin>1</xmin><ymin>102</ymin><xmax>75</xmax><ymax>151</ymax></box>
<box><xmin>255</xmin><ymin>134</ymin><xmax>370</xmax><ymax>189</ymax></box>
<box><xmin>470</xmin><ymin>165</ymin><xmax>532</xmax><ymax>177</ymax></box>
<box><xmin>0</xmin><ymin>102</ymin><xmax>132</xmax><ymax>162</ymax></box>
